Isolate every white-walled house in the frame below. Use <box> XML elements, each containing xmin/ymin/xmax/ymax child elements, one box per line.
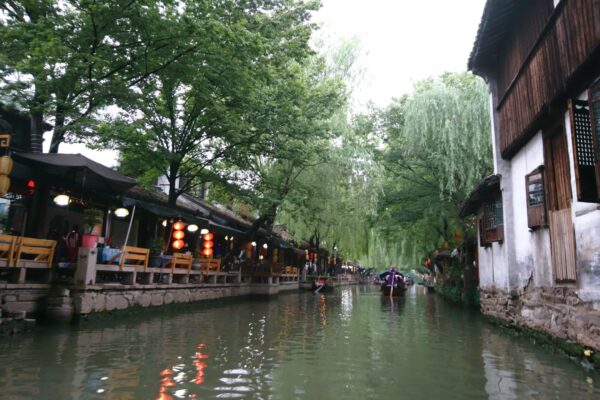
<box><xmin>463</xmin><ymin>0</ymin><xmax>600</xmax><ymax>350</ymax></box>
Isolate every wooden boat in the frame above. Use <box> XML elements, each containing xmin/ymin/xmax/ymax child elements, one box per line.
<box><xmin>312</xmin><ymin>278</ymin><xmax>334</xmax><ymax>293</ymax></box>
<box><xmin>380</xmin><ymin>283</ymin><xmax>406</xmax><ymax>297</ymax></box>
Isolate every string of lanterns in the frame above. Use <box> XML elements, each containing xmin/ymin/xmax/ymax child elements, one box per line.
<box><xmin>172</xmin><ymin>221</ymin><xmax>186</xmax><ymax>250</ymax></box>
<box><xmin>202</xmin><ymin>231</ymin><xmax>214</xmax><ymax>257</ymax></box>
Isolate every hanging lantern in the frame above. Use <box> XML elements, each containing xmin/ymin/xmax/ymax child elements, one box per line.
<box><xmin>162</xmin><ymin>219</ymin><xmax>168</xmax><ymax>227</ymax></box>
<box><xmin>187</xmin><ymin>224</ymin><xmax>199</xmax><ymax>233</ymax></box>
<box><xmin>173</xmin><ymin>221</ymin><xmax>185</xmax><ymax>231</ymax></box>
<box><xmin>262</xmin><ymin>243</ymin><xmax>268</xmax><ymax>249</ymax></box>
<box><xmin>114</xmin><ymin>208</ymin><xmax>129</xmax><ymax>218</ymax></box>
<box><xmin>26</xmin><ymin>179</ymin><xmax>35</xmax><ymax>195</ymax></box>
<box><xmin>172</xmin><ymin>239</ymin><xmax>184</xmax><ymax>250</ymax></box>
<box><xmin>251</xmin><ymin>241</ymin><xmax>257</xmax><ymax>247</ymax></box>
<box><xmin>0</xmin><ymin>156</ymin><xmax>13</xmax><ymax>175</ymax></box>
<box><xmin>201</xmin><ymin>231</ymin><xmax>214</xmax><ymax>258</ymax></box>
<box><xmin>0</xmin><ymin>175</ymin><xmax>9</xmax><ymax>195</ymax></box>
<box><xmin>173</xmin><ymin>230</ymin><xmax>185</xmax><ymax>240</ymax></box>
<box><xmin>53</xmin><ymin>194</ymin><xmax>70</xmax><ymax>207</ymax></box>
<box><xmin>200</xmin><ymin>228</ymin><xmax>209</xmax><ymax>235</ymax></box>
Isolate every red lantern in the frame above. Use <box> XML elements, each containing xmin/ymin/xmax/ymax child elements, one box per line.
<box><xmin>172</xmin><ymin>239</ymin><xmax>184</xmax><ymax>250</ymax></box>
<box><xmin>203</xmin><ymin>232</ymin><xmax>214</xmax><ymax>241</ymax></box>
<box><xmin>202</xmin><ymin>248</ymin><xmax>213</xmax><ymax>256</ymax></box>
<box><xmin>173</xmin><ymin>221</ymin><xmax>185</xmax><ymax>231</ymax></box>
<box><xmin>203</xmin><ymin>240</ymin><xmax>214</xmax><ymax>249</ymax></box>
<box><xmin>172</xmin><ymin>230</ymin><xmax>185</xmax><ymax>240</ymax></box>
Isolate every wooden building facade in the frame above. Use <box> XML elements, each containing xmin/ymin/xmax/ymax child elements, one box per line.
<box><xmin>465</xmin><ymin>0</ymin><xmax>600</xmax><ymax>350</ymax></box>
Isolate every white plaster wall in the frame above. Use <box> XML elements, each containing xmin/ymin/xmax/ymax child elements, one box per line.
<box><xmin>508</xmin><ymin>132</ymin><xmax>553</xmax><ymax>288</ymax></box>
<box><xmin>563</xmin><ymin>84</ymin><xmax>600</xmax><ymax>301</ymax></box>
<box><xmin>478</xmin><ymin>242</ymin><xmax>509</xmax><ymax>290</ymax></box>
<box><xmin>478</xmin><ymin>89</ymin><xmax>510</xmax><ymax>291</ymax></box>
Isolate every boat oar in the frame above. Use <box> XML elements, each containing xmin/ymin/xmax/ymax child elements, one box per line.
<box><xmin>389</xmin><ymin>272</ymin><xmax>394</xmax><ymax>298</ymax></box>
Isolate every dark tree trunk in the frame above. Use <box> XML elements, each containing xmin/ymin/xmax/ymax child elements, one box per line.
<box><xmin>167</xmin><ymin>163</ymin><xmax>180</xmax><ymax>208</ymax></box>
<box><xmin>49</xmin><ymin>101</ymin><xmax>67</xmax><ymax>153</ymax></box>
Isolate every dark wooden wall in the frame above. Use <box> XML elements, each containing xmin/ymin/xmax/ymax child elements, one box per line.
<box><xmin>494</xmin><ymin>0</ymin><xmax>600</xmax><ymax>157</ymax></box>
<box><xmin>496</xmin><ymin>0</ymin><xmax>553</xmax><ymax>97</ymax></box>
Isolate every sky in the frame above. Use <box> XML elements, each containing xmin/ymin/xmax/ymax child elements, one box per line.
<box><xmin>48</xmin><ymin>0</ymin><xmax>487</xmax><ymax>166</ymax></box>
<box><xmin>313</xmin><ymin>0</ymin><xmax>487</xmax><ymax>107</ymax></box>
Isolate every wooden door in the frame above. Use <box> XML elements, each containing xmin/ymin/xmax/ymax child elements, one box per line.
<box><xmin>544</xmin><ymin>126</ymin><xmax>577</xmax><ymax>282</ymax></box>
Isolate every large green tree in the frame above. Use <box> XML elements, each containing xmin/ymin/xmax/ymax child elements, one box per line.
<box><xmin>0</xmin><ymin>0</ymin><xmax>206</xmax><ymax>152</ymax></box>
<box><xmin>94</xmin><ymin>0</ymin><xmax>321</xmax><ymax>207</ymax></box>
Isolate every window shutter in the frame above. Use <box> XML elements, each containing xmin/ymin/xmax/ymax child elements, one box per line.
<box><xmin>568</xmin><ymin>99</ymin><xmax>599</xmax><ymax>202</ymax></box>
<box><xmin>525</xmin><ymin>166</ymin><xmax>547</xmax><ymax>229</ymax></box>
<box><xmin>478</xmin><ymin>212</ymin><xmax>486</xmax><ymax>248</ymax></box>
<box><xmin>589</xmin><ymin>84</ymin><xmax>600</xmax><ymax>199</ymax></box>
<box><xmin>494</xmin><ymin>197</ymin><xmax>504</xmax><ymax>242</ymax></box>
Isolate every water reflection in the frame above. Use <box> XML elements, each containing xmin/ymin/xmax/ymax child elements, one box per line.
<box><xmin>0</xmin><ymin>286</ymin><xmax>598</xmax><ymax>399</ymax></box>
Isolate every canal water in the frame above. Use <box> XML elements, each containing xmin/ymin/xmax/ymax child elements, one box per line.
<box><xmin>1</xmin><ymin>285</ymin><xmax>599</xmax><ymax>399</ymax></box>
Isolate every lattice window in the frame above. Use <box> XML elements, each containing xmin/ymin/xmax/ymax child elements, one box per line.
<box><xmin>573</xmin><ymin>102</ymin><xmax>594</xmax><ymax>166</ymax></box>
<box><xmin>569</xmin><ymin>99</ymin><xmax>599</xmax><ymax>202</ymax></box>
<box><xmin>590</xmin><ymin>84</ymin><xmax>600</xmax><ymax>170</ymax></box>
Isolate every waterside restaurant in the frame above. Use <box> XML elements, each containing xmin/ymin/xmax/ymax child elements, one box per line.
<box><xmin>0</xmin><ymin>109</ymin><xmax>359</xmax><ymax>320</ymax></box>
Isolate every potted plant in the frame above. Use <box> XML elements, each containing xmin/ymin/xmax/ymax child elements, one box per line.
<box><xmin>146</xmin><ymin>237</ymin><xmax>165</xmax><ymax>268</ymax></box>
<box><xmin>82</xmin><ymin>208</ymin><xmax>102</xmax><ymax>248</ymax></box>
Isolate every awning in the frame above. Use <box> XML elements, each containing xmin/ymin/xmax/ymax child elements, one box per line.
<box><xmin>124</xmin><ymin>198</ymin><xmax>207</xmax><ymax>225</ymax></box>
<box><xmin>208</xmin><ymin>221</ymin><xmax>244</xmax><ymax>236</ymax></box>
<box><xmin>14</xmin><ymin>152</ymin><xmax>137</xmax><ymax>194</ymax></box>
<box><xmin>459</xmin><ymin>174</ymin><xmax>501</xmax><ymax>218</ymax></box>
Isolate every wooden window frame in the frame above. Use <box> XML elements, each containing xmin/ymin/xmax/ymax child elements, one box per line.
<box><xmin>525</xmin><ymin>166</ymin><xmax>547</xmax><ymax>229</ymax></box>
<box><xmin>478</xmin><ymin>195</ymin><xmax>504</xmax><ymax>247</ymax></box>
<box><xmin>569</xmin><ymin>97</ymin><xmax>600</xmax><ymax>203</ymax></box>
<box><xmin>588</xmin><ymin>82</ymin><xmax>600</xmax><ymax>199</ymax></box>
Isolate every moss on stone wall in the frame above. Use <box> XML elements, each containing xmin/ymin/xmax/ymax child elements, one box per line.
<box><xmin>484</xmin><ymin>314</ymin><xmax>600</xmax><ymax>371</ymax></box>
<box><xmin>434</xmin><ymin>285</ymin><xmax>480</xmax><ymax>307</ymax></box>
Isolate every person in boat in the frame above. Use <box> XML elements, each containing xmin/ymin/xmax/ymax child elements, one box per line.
<box><xmin>379</xmin><ymin>266</ymin><xmax>404</xmax><ymax>288</ymax></box>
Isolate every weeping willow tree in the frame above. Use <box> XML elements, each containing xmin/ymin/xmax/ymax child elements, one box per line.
<box><xmin>274</xmin><ymin>38</ymin><xmax>388</xmax><ymax>267</ymax></box>
<box><xmin>377</xmin><ymin>72</ymin><xmax>492</xmax><ymax>265</ymax></box>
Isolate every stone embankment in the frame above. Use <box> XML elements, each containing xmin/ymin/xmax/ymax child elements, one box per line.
<box><xmin>0</xmin><ymin>280</ymin><xmax>301</xmax><ymax>328</ymax></box>
<box><xmin>481</xmin><ymin>286</ymin><xmax>600</xmax><ymax>358</ymax></box>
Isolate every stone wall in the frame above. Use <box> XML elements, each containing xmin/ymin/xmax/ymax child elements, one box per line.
<box><xmin>0</xmin><ymin>284</ymin><xmax>51</xmax><ymax>315</ymax></box>
<box><xmin>71</xmin><ymin>284</ymin><xmax>255</xmax><ymax>315</ymax></box>
<box><xmin>480</xmin><ymin>286</ymin><xmax>600</xmax><ymax>351</ymax></box>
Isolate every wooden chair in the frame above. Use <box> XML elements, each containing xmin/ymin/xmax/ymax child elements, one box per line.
<box><xmin>14</xmin><ymin>237</ymin><xmax>56</xmax><ymax>268</ymax></box>
<box><xmin>0</xmin><ymin>234</ymin><xmax>17</xmax><ymax>267</ymax></box>
<box><xmin>200</xmin><ymin>258</ymin><xmax>221</xmax><ymax>272</ymax></box>
<box><xmin>109</xmin><ymin>245</ymin><xmax>149</xmax><ymax>271</ymax></box>
<box><xmin>164</xmin><ymin>252</ymin><xmax>193</xmax><ymax>272</ymax></box>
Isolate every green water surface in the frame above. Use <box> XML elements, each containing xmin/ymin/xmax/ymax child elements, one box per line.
<box><xmin>0</xmin><ymin>285</ymin><xmax>598</xmax><ymax>399</ymax></box>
